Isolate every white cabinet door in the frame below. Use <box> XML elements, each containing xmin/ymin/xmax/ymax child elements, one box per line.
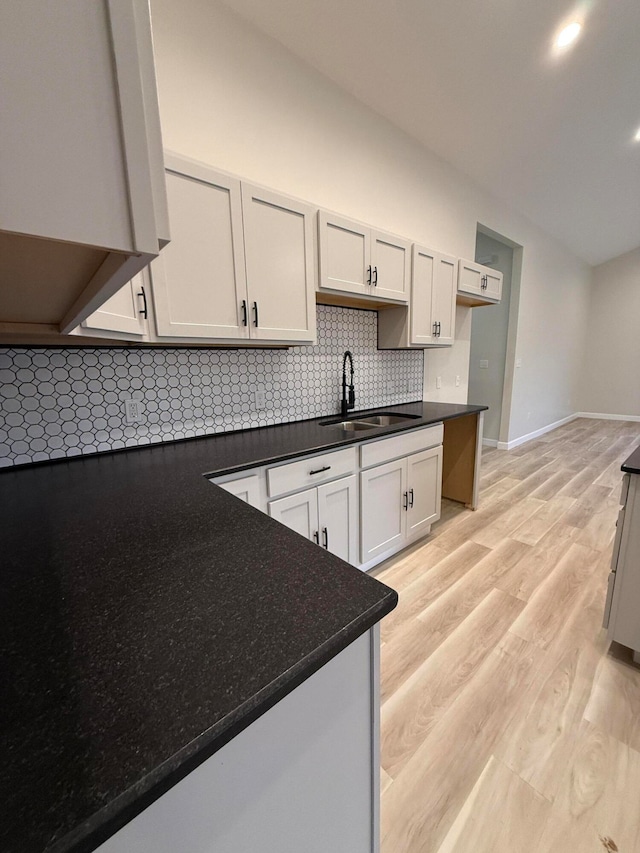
<box><xmin>269</xmin><ymin>488</ymin><xmax>319</xmax><ymax>543</ymax></box>
<box><xmin>457</xmin><ymin>258</ymin><xmax>502</xmax><ymax>304</ymax></box>
<box><xmin>241</xmin><ymin>184</ymin><xmax>316</xmax><ymax>343</ymax></box>
<box><xmin>409</xmin><ymin>245</ymin><xmax>437</xmax><ymax>345</ymax></box>
<box><xmin>360</xmin><ymin>459</ymin><xmax>407</xmax><ymax>562</ymax></box>
<box><xmin>484</xmin><ymin>268</ymin><xmax>503</xmax><ymax>301</ymax></box>
<box><xmin>318</xmin><ymin>211</ymin><xmax>370</xmax><ymax>296</ymax></box>
<box><xmin>457</xmin><ymin>259</ymin><xmax>484</xmax><ymax>297</ymax></box>
<box><xmin>217</xmin><ymin>474</ymin><xmax>261</xmax><ymax>509</ymax></box>
<box><xmin>370</xmin><ymin>229</ymin><xmax>410</xmax><ymax>303</ymax></box>
<box><xmin>79</xmin><ymin>272</ymin><xmax>148</xmax><ymax>338</ymax></box>
<box><xmin>317</xmin><ymin>475</ymin><xmax>358</xmax><ymax>565</ymax></box>
<box><xmin>151</xmin><ymin>163</ymin><xmax>249</xmax><ymax>340</ymax></box>
<box><xmin>406</xmin><ymin>446</ymin><xmax>443</xmax><ymax>542</ymax></box>
<box><xmin>432</xmin><ymin>253</ymin><xmax>457</xmax><ymax>344</ymax></box>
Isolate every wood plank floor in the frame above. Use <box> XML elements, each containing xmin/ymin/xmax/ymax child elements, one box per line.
<box><xmin>374</xmin><ymin>418</ymin><xmax>640</xmax><ymax>853</ymax></box>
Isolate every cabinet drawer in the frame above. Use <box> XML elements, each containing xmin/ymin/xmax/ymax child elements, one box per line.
<box><xmin>267</xmin><ymin>447</ymin><xmax>357</xmax><ymax>498</ymax></box>
<box><xmin>360</xmin><ymin>424</ymin><xmax>443</xmax><ymax>470</ymax></box>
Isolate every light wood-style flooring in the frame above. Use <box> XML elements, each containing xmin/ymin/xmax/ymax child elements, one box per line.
<box><xmin>374</xmin><ymin>417</ymin><xmax>640</xmax><ymax>853</ymax></box>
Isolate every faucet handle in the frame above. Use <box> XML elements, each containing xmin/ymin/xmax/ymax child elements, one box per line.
<box><xmin>348</xmin><ymin>386</ymin><xmax>355</xmax><ymax>409</ymax></box>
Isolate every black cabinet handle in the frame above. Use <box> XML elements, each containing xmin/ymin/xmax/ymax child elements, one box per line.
<box><xmin>322</xmin><ymin>527</ymin><xmax>328</xmax><ymax>549</ymax></box>
<box><xmin>433</xmin><ymin>321</ymin><xmax>438</xmax><ymax>336</ymax></box>
<box><xmin>437</xmin><ymin>321</ymin><xmax>441</xmax><ymax>337</ymax></box>
<box><xmin>313</xmin><ymin>531</ymin><xmax>319</xmax><ymax>544</ymax></box>
<box><xmin>309</xmin><ymin>465</ymin><xmax>331</xmax><ymax>475</ymax></box>
<box><xmin>138</xmin><ymin>285</ymin><xmax>148</xmax><ymax>319</ymax></box>
<box><xmin>241</xmin><ymin>299</ymin><xmax>248</xmax><ymax>327</ymax></box>
<box><xmin>409</xmin><ymin>488</ymin><xmax>414</xmax><ymax>508</ymax></box>
<box><xmin>367</xmin><ymin>265</ymin><xmax>372</xmax><ymax>286</ymax></box>
<box><xmin>403</xmin><ymin>491</ymin><xmax>408</xmax><ymax>511</ymax></box>
<box><xmin>252</xmin><ymin>301</ymin><xmax>259</xmax><ymax>326</ymax></box>
<box><xmin>372</xmin><ymin>266</ymin><xmax>378</xmax><ymax>287</ymax></box>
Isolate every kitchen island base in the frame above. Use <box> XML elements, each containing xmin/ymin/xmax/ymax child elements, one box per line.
<box><xmin>97</xmin><ymin>628</ymin><xmax>381</xmax><ymax>853</ymax></box>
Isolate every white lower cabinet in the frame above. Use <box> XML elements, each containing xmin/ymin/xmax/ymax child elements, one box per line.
<box><xmin>269</xmin><ymin>474</ymin><xmax>358</xmax><ymax>565</ymax></box>
<box><xmin>212</xmin><ymin>424</ymin><xmax>444</xmax><ymax>573</ymax></box>
<box><xmin>360</xmin><ymin>445</ymin><xmax>442</xmax><ymax>564</ymax></box>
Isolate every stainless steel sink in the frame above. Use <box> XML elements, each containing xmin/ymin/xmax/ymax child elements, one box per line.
<box><xmin>326</xmin><ymin>420</ymin><xmax>378</xmax><ymax>431</ymax></box>
<box><xmin>320</xmin><ymin>411</ymin><xmax>420</xmax><ymax>430</ymax></box>
<box><xmin>357</xmin><ymin>414</ymin><xmax>419</xmax><ymax>426</ymax></box>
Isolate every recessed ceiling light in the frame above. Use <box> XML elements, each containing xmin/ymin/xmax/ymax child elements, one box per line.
<box><xmin>556</xmin><ymin>21</ymin><xmax>582</xmax><ymax>48</ymax></box>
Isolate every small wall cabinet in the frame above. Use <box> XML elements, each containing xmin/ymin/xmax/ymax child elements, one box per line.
<box><xmin>457</xmin><ymin>259</ymin><xmax>503</xmax><ymax>306</ymax></box>
<box><xmin>318</xmin><ymin>212</ymin><xmax>410</xmax><ymax>304</ymax></box>
<box><xmin>377</xmin><ymin>246</ymin><xmax>457</xmax><ymax>348</ymax></box>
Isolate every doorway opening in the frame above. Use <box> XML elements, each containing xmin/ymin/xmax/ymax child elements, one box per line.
<box><xmin>468</xmin><ymin>226</ymin><xmax>522</xmax><ymax>447</ymax></box>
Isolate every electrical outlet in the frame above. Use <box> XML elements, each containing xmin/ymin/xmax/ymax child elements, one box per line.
<box><xmin>124</xmin><ymin>399</ymin><xmax>143</xmax><ymax>424</ymax></box>
<box><xmin>455</xmin><ymin>375</ymin><xmax>461</xmax><ymax>387</ymax></box>
<box><xmin>254</xmin><ymin>388</ymin><xmax>266</xmax><ymax>410</ymax></box>
<box><xmin>516</xmin><ymin>358</ymin><xmax>522</xmax><ymax>368</ymax></box>
<box><xmin>436</xmin><ymin>376</ymin><xmax>442</xmax><ymax>390</ymax></box>
<box><xmin>386</xmin><ymin>381</ymin><xmax>395</xmax><ymax>396</ymax></box>
<box><xmin>479</xmin><ymin>359</ymin><xmax>489</xmax><ymax>369</ymax></box>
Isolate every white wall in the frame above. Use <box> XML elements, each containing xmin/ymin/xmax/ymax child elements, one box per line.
<box><xmin>150</xmin><ymin>0</ymin><xmax>592</xmax><ymax>441</ymax></box>
<box><xmin>579</xmin><ymin>247</ymin><xmax>640</xmax><ymax>418</ymax></box>
<box><xmin>468</xmin><ymin>234</ymin><xmax>513</xmax><ymax>442</ymax></box>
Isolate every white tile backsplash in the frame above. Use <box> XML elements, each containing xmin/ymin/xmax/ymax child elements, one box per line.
<box><xmin>0</xmin><ymin>305</ymin><xmax>423</xmax><ymax>467</ymax></box>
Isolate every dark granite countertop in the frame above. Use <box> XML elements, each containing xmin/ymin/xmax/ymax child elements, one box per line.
<box><xmin>622</xmin><ymin>444</ymin><xmax>640</xmax><ymax>475</ymax></box>
<box><xmin>0</xmin><ymin>400</ymin><xmax>485</xmax><ymax>853</ymax></box>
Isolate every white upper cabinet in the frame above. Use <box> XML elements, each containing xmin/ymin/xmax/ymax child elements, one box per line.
<box><xmin>151</xmin><ymin>161</ymin><xmax>249</xmax><ymax>340</ymax></box>
<box><xmin>0</xmin><ymin>0</ymin><xmax>169</xmax><ymax>340</ymax></box>
<box><xmin>74</xmin><ymin>272</ymin><xmax>149</xmax><ymax>341</ymax></box>
<box><xmin>457</xmin><ymin>259</ymin><xmax>503</xmax><ymax>306</ymax></box>
<box><xmin>377</xmin><ymin>246</ymin><xmax>457</xmax><ymax>348</ymax></box>
<box><xmin>241</xmin><ymin>184</ymin><xmax>316</xmax><ymax>344</ymax></box>
<box><xmin>318</xmin><ymin>212</ymin><xmax>409</xmax><ymax>303</ymax></box>
<box><xmin>148</xmin><ymin>156</ymin><xmax>316</xmax><ymax>345</ymax></box>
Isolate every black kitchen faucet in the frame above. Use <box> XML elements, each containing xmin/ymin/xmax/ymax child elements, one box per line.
<box><xmin>341</xmin><ymin>351</ymin><xmax>355</xmax><ymax>418</ymax></box>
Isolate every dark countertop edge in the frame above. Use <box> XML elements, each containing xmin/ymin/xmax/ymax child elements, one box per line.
<box><xmin>48</xmin><ymin>590</ymin><xmax>398</xmax><ymax>853</ymax></box>
<box><xmin>622</xmin><ymin>444</ymin><xmax>640</xmax><ymax>475</ymax></box>
<box><xmin>200</xmin><ymin>404</ymin><xmax>489</xmax><ymax>479</ymax></box>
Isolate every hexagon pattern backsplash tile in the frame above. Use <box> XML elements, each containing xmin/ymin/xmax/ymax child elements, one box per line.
<box><xmin>0</xmin><ymin>306</ymin><xmax>423</xmax><ymax>468</ymax></box>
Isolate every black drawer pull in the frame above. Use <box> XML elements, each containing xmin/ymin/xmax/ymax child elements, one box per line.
<box><xmin>409</xmin><ymin>488</ymin><xmax>414</xmax><ymax>508</ymax></box>
<box><xmin>253</xmin><ymin>301</ymin><xmax>259</xmax><ymax>326</ymax></box>
<box><xmin>403</xmin><ymin>491</ymin><xmax>408</xmax><ymax>511</ymax></box>
<box><xmin>367</xmin><ymin>265</ymin><xmax>372</xmax><ymax>286</ymax></box>
<box><xmin>372</xmin><ymin>265</ymin><xmax>378</xmax><ymax>286</ymax></box>
<box><xmin>241</xmin><ymin>299</ymin><xmax>248</xmax><ymax>326</ymax></box>
<box><xmin>313</xmin><ymin>531</ymin><xmax>319</xmax><ymax>544</ymax></box>
<box><xmin>309</xmin><ymin>465</ymin><xmax>331</xmax><ymax>475</ymax></box>
<box><xmin>322</xmin><ymin>527</ymin><xmax>329</xmax><ymax>549</ymax></box>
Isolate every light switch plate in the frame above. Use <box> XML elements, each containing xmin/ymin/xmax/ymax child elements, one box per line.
<box><xmin>254</xmin><ymin>388</ymin><xmax>266</xmax><ymax>410</ymax></box>
<box><xmin>479</xmin><ymin>359</ymin><xmax>489</xmax><ymax>369</ymax></box>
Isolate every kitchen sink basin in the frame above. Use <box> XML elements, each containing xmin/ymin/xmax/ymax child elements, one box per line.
<box><xmin>320</xmin><ymin>412</ymin><xmax>421</xmax><ymax>430</ymax></box>
<box><xmin>325</xmin><ymin>420</ymin><xmax>378</xmax><ymax>431</ymax></box>
<box><xmin>357</xmin><ymin>413</ymin><xmax>420</xmax><ymax>426</ymax></box>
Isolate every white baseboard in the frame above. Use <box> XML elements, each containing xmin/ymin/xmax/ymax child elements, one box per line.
<box><xmin>575</xmin><ymin>411</ymin><xmax>640</xmax><ymax>422</ymax></box>
<box><xmin>492</xmin><ymin>410</ymin><xmax>640</xmax><ymax>452</ymax></box>
<box><xmin>496</xmin><ymin>414</ymin><xmax>578</xmax><ymax>451</ymax></box>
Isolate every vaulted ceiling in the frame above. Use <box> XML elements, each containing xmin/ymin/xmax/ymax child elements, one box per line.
<box><xmin>221</xmin><ymin>0</ymin><xmax>640</xmax><ymax>266</ymax></box>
